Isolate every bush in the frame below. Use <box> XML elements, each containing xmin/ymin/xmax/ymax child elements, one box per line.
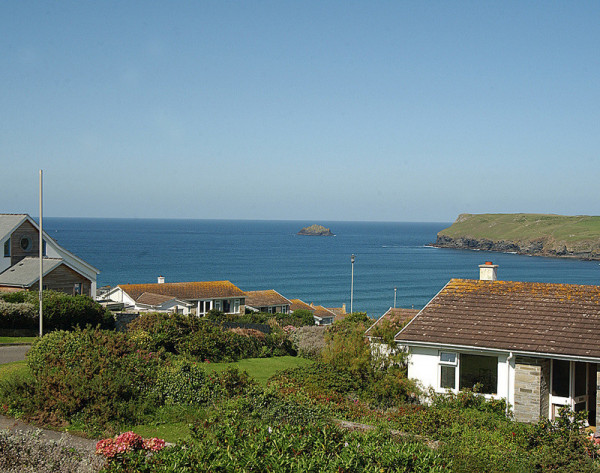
<box><xmin>0</xmin><ymin>290</ymin><xmax>113</xmax><ymax>331</ymax></box>
<box><xmin>26</xmin><ymin>328</ymin><xmax>160</xmax><ymax>431</ymax></box>
<box><xmin>291</xmin><ymin>325</ymin><xmax>326</xmax><ymax>358</ymax></box>
<box><xmin>0</xmin><ymin>300</ymin><xmax>37</xmax><ymax>330</ymax></box>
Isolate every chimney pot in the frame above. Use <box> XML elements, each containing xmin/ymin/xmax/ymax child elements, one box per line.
<box><xmin>158</xmin><ymin>276</ymin><xmax>165</xmax><ymax>284</ymax></box>
<box><xmin>479</xmin><ymin>263</ymin><xmax>498</xmax><ymax>281</ymax></box>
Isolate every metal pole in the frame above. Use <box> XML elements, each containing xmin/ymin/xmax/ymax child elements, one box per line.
<box><xmin>394</xmin><ymin>287</ymin><xmax>397</xmax><ymax>308</ymax></box>
<box><xmin>39</xmin><ymin>170</ymin><xmax>43</xmax><ymax>338</ymax></box>
<box><xmin>350</xmin><ymin>254</ymin><xmax>355</xmax><ymax>313</ymax></box>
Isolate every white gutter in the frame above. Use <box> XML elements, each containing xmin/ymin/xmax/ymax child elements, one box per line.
<box><xmin>396</xmin><ymin>339</ymin><xmax>600</xmax><ymax>364</ymax></box>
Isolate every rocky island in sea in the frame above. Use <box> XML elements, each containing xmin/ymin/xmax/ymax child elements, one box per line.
<box><xmin>433</xmin><ymin>213</ymin><xmax>600</xmax><ymax>260</ymax></box>
<box><xmin>297</xmin><ymin>224</ymin><xmax>335</xmax><ymax>236</ymax></box>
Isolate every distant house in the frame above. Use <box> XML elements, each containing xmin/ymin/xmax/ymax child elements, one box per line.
<box><xmin>245</xmin><ymin>290</ymin><xmax>291</xmax><ymax>314</ymax></box>
<box><xmin>327</xmin><ymin>304</ymin><xmax>347</xmax><ymax>322</ymax></box>
<box><xmin>0</xmin><ymin>214</ymin><xmax>99</xmax><ymax>296</ymax></box>
<box><xmin>104</xmin><ymin>277</ymin><xmax>245</xmax><ymax>315</ymax></box>
<box><xmin>290</xmin><ymin>298</ymin><xmax>335</xmax><ymax>325</ymax></box>
<box><xmin>365</xmin><ymin>307</ymin><xmax>419</xmax><ymax>339</ymax></box>
<box><xmin>395</xmin><ymin>262</ymin><xmax>600</xmax><ymax>426</ymax></box>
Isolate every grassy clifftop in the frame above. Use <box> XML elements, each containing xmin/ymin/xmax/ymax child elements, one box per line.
<box><xmin>436</xmin><ymin>213</ymin><xmax>600</xmax><ymax>260</ymax></box>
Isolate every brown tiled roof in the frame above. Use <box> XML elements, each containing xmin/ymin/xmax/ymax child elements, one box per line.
<box><xmin>312</xmin><ymin>305</ymin><xmax>336</xmax><ymax>319</ymax></box>
<box><xmin>396</xmin><ymin>279</ymin><xmax>600</xmax><ymax>359</ymax></box>
<box><xmin>327</xmin><ymin>307</ymin><xmax>346</xmax><ymax>316</ymax></box>
<box><xmin>245</xmin><ymin>290</ymin><xmax>291</xmax><ymax>308</ymax></box>
<box><xmin>119</xmin><ymin>280</ymin><xmax>245</xmax><ymax>301</ymax></box>
<box><xmin>290</xmin><ymin>299</ymin><xmax>315</xmax><ymax>313</ymax></box>
<box><xmin>136</xmin><ymin>292</ymin><xmax>177</xmax><ymax>306</ymax></box>
<box><xmin>365</xmin><ymin>308</ymin><xmax>419</xmax><ymax>336</ymax></box>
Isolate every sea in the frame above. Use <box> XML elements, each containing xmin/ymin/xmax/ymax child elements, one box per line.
<box><xmin>43</xmin><ymin>218</ymin><xmax>600</xmax><ymax>319</ymax></box>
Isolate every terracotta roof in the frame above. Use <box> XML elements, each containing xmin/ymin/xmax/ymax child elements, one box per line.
<box><xmin>396</xmin><ymin>278</ymin><xmax>600</xmax><ymax>359</ymax></box>
<box><xmin>136</xmin><ymin>292</ymin><xmax>177</xmax><ymax>306</ymax></box>
<box><xmin>290</xmin><ymin>299</ymin><xmax>315</xmax><ymax>313</ymax></box>
<box><xmin>245</xmin><ymin>290</ymin><xmax>291</xmax><ymax>308</ymax></box>
<box><xmin>366</xmin><ymin>308</ymin><xmax>420</xmax><ymax>336</ymax></box>
<box><xmin>118</xmin><ymin>280</ymin><xmax>245</xmax><ymax>301</ymax></box>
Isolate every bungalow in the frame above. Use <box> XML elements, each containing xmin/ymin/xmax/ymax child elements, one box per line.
<box><xmin>289</xmin><ymin>299</ymin><xmax>336</xmax><ymax>325</ymax></box>
<box><xmin>245</xmin><ymin>290</ymin><xmax>291</xmax><ymax>314</ymax></box>
<box><xmin>0</xmin><ymin>214</ymin><xmax>99</xmax><ymax>296</ymax></box>
<box><xmin>104</xmin><ymin>277</ymin><xmax>245</xmax><ymax>316</ymax></box>
<box><xmin>395</xmin><ymin>262</ymin><xmax>600</xmax><ymax>426</ymax></box>
<box><xmin>366</xmin><ymin>307</ymin><xmax>419</xmax><ymax>359</ymax></box>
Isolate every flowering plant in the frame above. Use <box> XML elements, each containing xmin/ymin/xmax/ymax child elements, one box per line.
<box><xmin>96</xmin><ymin>431</ymin><xmax>165</xmax><ymax>459</ymax></box>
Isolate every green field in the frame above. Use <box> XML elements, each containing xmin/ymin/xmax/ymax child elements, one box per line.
<box><xmin>439</xmin><ymin>213</ymin><xmax>600</xmax><ymax>242</ymax></box>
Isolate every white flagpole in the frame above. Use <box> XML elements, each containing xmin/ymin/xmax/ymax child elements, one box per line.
<box><xmin>39</xmin><ymin>170</ymin><xmax>43</xmax><ymax>338</ymax></box>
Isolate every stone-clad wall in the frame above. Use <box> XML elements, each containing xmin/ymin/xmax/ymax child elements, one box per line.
<box><xmin>514</xmin><ymin>356</ymin><xmax>550</xmax><ymax>423</ymax></box>
<box><xmin>596</xmin><ymin>366</ymin><xmax>600</xmax><ymax>429</ymax></box>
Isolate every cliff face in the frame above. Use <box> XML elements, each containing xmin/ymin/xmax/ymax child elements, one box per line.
<box><xmin>434</xmin><ymin>214</ymin><xmax>600</xmax><ymax>260</ymax></box>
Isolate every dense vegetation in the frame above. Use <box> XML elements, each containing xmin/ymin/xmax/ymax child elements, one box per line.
<box><xmin>0</xmin><ymin>290</ymin><xmax>114</xmax><ymax>333</ymax></box>
<box><xmin>1</xmin><ymin>309</ymin><xmax>599</xmax><ymax>471</ymax></box>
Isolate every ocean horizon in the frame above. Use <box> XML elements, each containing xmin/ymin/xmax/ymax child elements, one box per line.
<box><xmin>43</xmin><ymin>217</ymin><xmax>600</xmax><ymax>318</ymax></box>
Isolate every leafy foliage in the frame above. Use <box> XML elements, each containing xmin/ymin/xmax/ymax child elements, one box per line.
<box><xmin>0</xmin><ymin>290</ymin><xmax>113</xmax><ymax>331</ymax></box>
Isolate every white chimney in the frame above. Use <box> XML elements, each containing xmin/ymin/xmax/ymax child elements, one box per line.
<box><xmin>157</xmin><ymin>275</ymin><xmax>165</xmax><ymax>284</ymax></box>
<box><xmin>479</xmin><ymin>262</ymin><xmax>498</xmax><ymax>281</ymax></box>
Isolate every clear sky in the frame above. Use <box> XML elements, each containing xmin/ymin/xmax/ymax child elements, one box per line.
<box><xmin>2</xmin><ymin>1</ymin><xmax>599</xmax><ymax>221</ymax></box>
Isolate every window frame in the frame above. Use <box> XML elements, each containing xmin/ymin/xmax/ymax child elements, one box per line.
<box><xmin>438</xmin><ymin>351</ymin><xmax>458</xmax><ymax>391</ymax></box>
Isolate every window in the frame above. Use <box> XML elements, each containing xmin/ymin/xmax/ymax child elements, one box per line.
<box><xmin>3</xmin><ymin>239</ymin><xmax>9</xmax><ymax>257</ymax></box>
<box><xmin>42</xmin><ymin>239</ymin><xmax>47</xmax><ymax>256</ymax></box>
<box><xmin>439</xmin><ymin>352</ymin><xmax>457</xmax><ymax>389</ymax></box>
<box><xmin>74</xmin><ymin>283</ymin><xmax>82</xmax><ymax>295</ymax></box>
<box><xmin>459</xmin><ymin>354</ymin><xmax>498</xmax><ymax>394</ymax></box>
<box><xmin>552</xmin><ymin>359</ymin><xmax>570</xmax><ymax>397</ymax></box>
<box><xmin>20</xmin><ymin>236</ymin><xmax>32</xmax><ymax>251</ymax></box>
<box><xmin>234</xmin><ymin>299</ymin><xmax>240</xmax><ymax>313</ymax></box>
<box><xmin>214</xmin><ymin>300</ymin><xmax>222</xmax><ymax>311</ymax></box>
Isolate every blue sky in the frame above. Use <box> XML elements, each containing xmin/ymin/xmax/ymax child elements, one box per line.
<box><xmin>2</xmin><ymin>2</ymin><xmax>599</xmax><ymax>221</ymax></box>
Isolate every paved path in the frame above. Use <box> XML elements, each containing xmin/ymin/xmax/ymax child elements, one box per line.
<box><xmin>0</xmin><ymin>345</ymin><xmax>30</xmax><ymax>364</ymax></box>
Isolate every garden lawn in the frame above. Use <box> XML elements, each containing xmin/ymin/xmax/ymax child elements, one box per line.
<box><xmin>0</xmin><ymin>337</ymin><xmax>37</xmax><ymax>344</ymax></box>
<box><xmin>0</xmin><ymin>360</ymin><xmax>30</xmax><ymax>381</ymax></box>
<box><xmin>202</xmin><ymin>356</ymin><xmax>313</xmax><ymax>386</ymax></box>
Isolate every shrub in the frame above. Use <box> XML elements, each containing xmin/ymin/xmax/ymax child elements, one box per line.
<box><xmin>0</xmin><ymin>300</ymin><xmax>37</xmax><ymax>330</ymax></box>
<box><xmin>275</xmin><ymin>309</ymin><xmax>315</xmax><ymax>327</ymax></box>
<box><xmin>154</xmin><ymin>358</ymin><xmax>216</xmax><ymax>406</ymax></box>
<box><xmin>321</xmin><ymin>318</ymin><xmax>372</xmax><ymax>378</ymax></box>
<box><xmin>26</xmin><ymin>328</ymin><xmax>160</xmax><ymax>431</ymax></box>
<box><xmin>291</xmin><ymin>325</ymin><xmax>326</xmax><ymax>358</ymax></box>
<box><xmin>0</xmin><ymin>290</ymin><xmax>113</xmax><ymax>331</ymax></box>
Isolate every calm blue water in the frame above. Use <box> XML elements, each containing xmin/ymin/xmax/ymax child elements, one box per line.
<box><xmin>43</xmin><ymin>218</ymin><xmax>600</xmax><ymax>318</ymax></box>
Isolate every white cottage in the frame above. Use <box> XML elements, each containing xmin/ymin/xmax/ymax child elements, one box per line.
<box><xmin>396</xmin><ymin>263</ymin><xmax>600</xmax><ymax>426</ymax></box>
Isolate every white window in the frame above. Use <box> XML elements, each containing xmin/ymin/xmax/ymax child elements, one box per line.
<box><xmin>74</xmin><ymin>283</ymin><xmax>82</xmax><ymax>295</ymax></box>
<box><xmin>439</xmin><ymin>351</ymin><xmax>457</xmax><ymax>390</ymax></box>
<box><xmin>234</xmin><ymin>299</ymin><xmax>240</xmax><ymax>313</ymax></box>
<box><xmin>214</xmin><ymin>300</ymin><xmax>222</xmax><ymax>311</ymax></box>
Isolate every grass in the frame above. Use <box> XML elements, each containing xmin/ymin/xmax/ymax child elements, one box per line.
<box><xmin>440</xmin><ymin>213</ymin><xmax>600</xmax><ymax>242</ymax></box>
<box><xmin>0</xmin><ymin>336</ymin><xmax>37</xmax><ymax>344</ymax></box>
<box><xmin>202</xmin><ymin>356</ymin><xmax>314</xmax><ymax>386</ymax></box>
<box><xmin>0</xmin><ymin>360</ymin><xmax>31</xmax><ymax>381</ymax></box>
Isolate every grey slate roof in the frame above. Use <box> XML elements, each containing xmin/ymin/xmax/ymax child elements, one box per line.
<box><xmin>0</xmin><ymin>214</ymin><xmax>27</xmax><ymax>239</ymax></box>
<box><xmin>0</xmin><ymin>257</ymin><xmax>63</xmax><ymax>287</ymax></box>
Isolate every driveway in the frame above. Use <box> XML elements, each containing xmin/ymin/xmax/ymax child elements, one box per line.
<box><xmin>0</xmin><ymin>345</ymin><xmax>30</xmax><ymax>364</ymax></box>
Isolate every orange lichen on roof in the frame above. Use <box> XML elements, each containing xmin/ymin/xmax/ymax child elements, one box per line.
<box><xmin>290</xmin><ymin>299</ymin><xmax>315</xmax><ymax>312</ymax></box>
<box><xmin>119</xmin><ymin>280</ymin><xmax>245</xmax><ymax>301</ymax></box>
<box><xmin>396</xmin><ymin>278</ymin><xmax>600</xmax><ymax>358</ymax></box>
